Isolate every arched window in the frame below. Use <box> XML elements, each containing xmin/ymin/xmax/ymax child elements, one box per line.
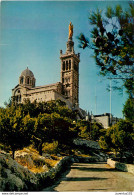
<box><xmin>27</xmin><ymin>77</ymin><xmax>30</xmax><ymax>84</ymax></box>
<box><xmin>20</xmin><ymin>77</ymin><xmax>24</xmax><ymax>84</ymax></box>
<box><xmin>16</xmin><ymin>96</ymin><xmax>19</xmax><ymax>102</ymax></box>
<box><xmin>19</xmin><ymin>95</ymin><xmax>21</xmax><ymax>102</ymax></box>
<box><xmin>32</xmin><ymin>79</ymin><xmax>35</xmax><ymax>86</ymax></box>
<box><xmin>66</xmin><ymin>61</ymin><xmax>68</xmax><ymax>70</ymax></box>
<box><xmin>74</xmin><ymin>62</ymin><xmax>78</xmax><ymax>71</ymax></box>
<box><xmin>69</xmin><ymin>60</ymin><xmax>71</xmax><ymax>70</ymax></box>
<box><xmin>63</xmin><ymin>61</ymin><xmax>65</xmax><ymax>71</ymax></box>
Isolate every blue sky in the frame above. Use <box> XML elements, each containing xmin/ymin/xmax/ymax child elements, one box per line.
<box><xmin>0</xmin><ymin>1</ymin><xmax>129</xmax><ymax>118</ymax></box>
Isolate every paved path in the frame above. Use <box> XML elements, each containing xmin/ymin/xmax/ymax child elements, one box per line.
<box><xmin>43</xmin><ymin>162</ymin><xmax>134</xmax><ymax>192</ymax></box>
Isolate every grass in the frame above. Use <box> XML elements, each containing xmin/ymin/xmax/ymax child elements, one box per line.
<box><xmin>42</xmin><ymin>141</ymin><xmax>59</xmax><ymax>154</ymax></box>
<box><xmin>76</xmin><ymin>154</ymin><xmax>91</xmax><ymax>157</ymax></box>
<box><xmin>15</xmin><ymin>145</ymin><xmax>62</xmax><ymax>173</ymax></box>
<box><xmin>29</xmin><ymin>166</ymin><xmax>48</xmax><ymax>173</ymax></box>
<box><xmin>45</xmin><ymin>158</ymin><xmax>60</xmax><ymax>168</ymax></box>
<box><xmin>2</xmin><ymin>142</ymin><xmax>93</xmax><ymax>174</ymax></box>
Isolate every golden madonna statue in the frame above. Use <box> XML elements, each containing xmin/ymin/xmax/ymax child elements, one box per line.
<box><xmin>69</xmin><ymin>22</ymin><xmax>73</xmax><ymax>39</ymax></box>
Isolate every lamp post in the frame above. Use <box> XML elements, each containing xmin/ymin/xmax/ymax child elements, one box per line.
<box><xmin>110</xmin><ymin>79</ymin><xmax>112</xmax><ymax>125</ymax></box>
<box><xmin>108</xmin><ymin>77</ymin><xmax>126</xmax><ymax>125</ymax></box>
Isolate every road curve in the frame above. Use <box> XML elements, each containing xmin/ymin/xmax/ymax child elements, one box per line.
<box><xmin>42</xmin><ymin>162</ymin><xmax>134</xmax><ymax>192</ymax></box>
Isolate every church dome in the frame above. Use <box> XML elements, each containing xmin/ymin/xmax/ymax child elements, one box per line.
<box><xmin>19</xmin><ymin>67</ymin><xmax>36</xmax><ymax>88</ymax></box>
<box><xmin>21</xmin><ymin>67</ymin><xmax>34</xmax><ymax>77</ymax></box>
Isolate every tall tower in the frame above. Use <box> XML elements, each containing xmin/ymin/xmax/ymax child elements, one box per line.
<box><xmin>60</xmin><ymin>22</ymin><xmax>80</xmax><ymax>107</ymax></box>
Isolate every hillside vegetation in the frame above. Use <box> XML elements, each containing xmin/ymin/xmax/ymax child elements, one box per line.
<box><xmin>0</xmin><ymin>99</ymin><xmax>103</xmax><ymax>159</ymax></box>
<box><xmin>0</xmin><ymin>99</ymin><xmax>133</xmax><ymax>169</ymax></box>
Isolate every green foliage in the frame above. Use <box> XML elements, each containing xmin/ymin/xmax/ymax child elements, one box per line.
<box><xmin>75</xmin><ymin>120</ymin><xmax>103</xmax><ymax>141</ymax></box>
<box><xmin>50</xmin><ymin>112</ymin><xmax>75</xmax><ymax>146</ymax></box>
<box><xmin>0</xmin><ymin>106</ymin><xmax>34</xmax><ymax>159</ymax></box>
<box><xmin>34</xmin><ymin>113</ymin><xmax>51</xmax><ymax>141</ymax></box>
<box><xmin>123</xmin><ymin>97</ymin><xmax>134</xmax><ymax>122</ymax></box>
<box><xmin>22</xmin><ymin>114</ymin><xmax>35</xmax><ymax>142</ymax></box>
<box><xmin>78</xmin><ymin>2</ymin><xmax>134</xmax><ymax>97</ymax></box>
<box><xmin>32</xmin><ymin>156</ymin><xmax>45</xmax><ymax>168</ymax></box>
<box><xmin>76</xmin><ymin>120</ymin><xmax>91</xmax><ymax>140</ymax></box>
<box><xmin>0</xmin><ymin>99</ymin><xmax>105</xmax><ymax>158</ymax></box>
<box><xmin>90</xmin><ymin>122</ymin><xmax>103</xmax><ymax>141</ymax></box>
<box><xmin>79</xmin><ymin>126</ymin><xmax>90</xmax><ymax>140</ymax></box>
<box><xmin>32</xmin><ymin>113</ymin><xmax>52</xmax><ymax>155</ymax></box>
<box><xmin>42</xmin><ymin>141</ymin><xmax>59</xmax><ymax>154</ymax></box>
<box><xmin>99</xmin><ymin>119</ymin><xmax>134</xmax><ymax>159</ymax></box>
<box><xmin>0</xmin><ymin>99</ymin><xmax>78</xmax><ymax>158</ymax></box>
<box><xmin>116</xmin><ymin>119</ymin><xmax>133</xmax><ymax>133</ymax></box>
<box><xmin>99</xmin><ymin>136</ymin><xmax>109</xmax><ymax>150</ymax></box>
<box><xmin>11</xmin><ymin>99</ymin><xmax>77</xmax><ymax>119</ymax></box>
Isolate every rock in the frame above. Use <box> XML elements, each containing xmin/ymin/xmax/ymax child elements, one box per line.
<box><xmin>73</xmin><ymin>139</ymin><xmax>101</xmax><ymax>150</ymax></box>
<box><xmin>42</xmin><ymin>153</ymin><xmax>52</xmax><ymax>159</ymax></box>
<box><xmin>0</xmin><ymin>151</ymin><xmax>38</xmax><ymax>191</ymax></box>
<box><xmin>43</xmin><ymin>165</ymin><xmax>47</xmax><ymax>170</ymax></box>
<box><xmin>57</xmin><ymin>153</ymin><xmax>61</xmax><ymax>157</ymax></box>
<box><xmin>0</xmin><ymin>151</ymin><xmax>77</xmax><ymax>191</ymax></box>
<box><xmin>71</xmin><ymin>158</ymin><xmax>75</xmax><ymax>163</ymax></box>
<box><xmin>5</xmin><ymin>172</ymin><xmax>24</xmax><ymax>191</ymax></box>
<box><xmin>15</xmin><ymin>152</ymin><xmax>34</xmax><ymax>168</ymax></box>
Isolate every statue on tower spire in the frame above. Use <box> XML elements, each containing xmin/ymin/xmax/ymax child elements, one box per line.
<box><xmin>69</xmin><ymin>22</ymin><xmax>73</xmax><ymax>39</ymax></box>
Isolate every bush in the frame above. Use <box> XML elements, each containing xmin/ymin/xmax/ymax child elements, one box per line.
<box><xmin>33</xmin><ymin>157</ymin><xmax>45</xmax><ymax>167</ymax></box>
<box><xmin>0</xmin><ymin>143</ymin><xmax>11</xmax><ymax>152</ymax></box>
<box><xmin>44</xmin><ymin>158</ymin><xmax>59</xmax><ymax>168</ymax></box>
<box><xmin>42</xmin><ymin>141</ymin><xmax>59</xmax><ymax>154</ymax></box>
<box><xmin>99</xmin><ymin>119</ymin><xmax>134</xmax><ymax>161</ymax></box>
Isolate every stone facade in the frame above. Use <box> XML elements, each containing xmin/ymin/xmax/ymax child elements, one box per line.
<box><xmin>12</xmin><ymin>24</ymin><xmax>80</xmax><ymax>110</ymax></box>
<box><xmin>60</xmin><ymin>36</ymin><xmax>80</xmax><ymax>106</ymax></box>
<box><xmin>93</xmin><ymin>113</ymin><xmax>110</xmax><ymax>129</ymax></box>
<box><xmin>92</xmin><ymin>113</ymin><xmax>120</xmax><ymax>128</ymax></box>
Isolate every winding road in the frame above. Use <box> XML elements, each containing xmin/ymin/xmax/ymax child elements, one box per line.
<box><xmin>43</xmin><ymin>162</ymin><xmax>134</xmax><ymax>192</ymax></box>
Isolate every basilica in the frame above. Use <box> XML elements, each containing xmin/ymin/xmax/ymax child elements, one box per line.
<box><xmin>12</xmin><ymin>23</ymin><xmax>85</xmax><ymax>116</ymax></box>
<box><xmin>12</xmin><ymin>23</ymin><xmax>119</xmax><ymax>126</ymax></box>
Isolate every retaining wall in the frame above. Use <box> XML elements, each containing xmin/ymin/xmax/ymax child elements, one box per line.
<box><xmin>1</xmin><ymin>151</ymin><xmax>103</xmax><ymax>191</ymax></box>
<box><xmin>107</xmin><ymin>158</ymin><xmax>134</xmax><ymax>175</ymax></box>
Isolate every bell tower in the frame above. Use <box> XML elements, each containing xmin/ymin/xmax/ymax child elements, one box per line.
<box><xmin>60</xmin><ymin>22</ymin><xmax>80</xmax><ymax>107</ymax></box>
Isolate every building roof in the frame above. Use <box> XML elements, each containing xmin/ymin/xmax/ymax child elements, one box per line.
<box><xmin>20</xmin><ymin>67</ymin><xmax>34</xmax><ymax>77</ymax></box>
<box><xmin>32</xmin><ymin>82</ymin><xmax>62</xmax><ymax>90</ymax></box>
<box><xmin>94</xmin><ymin>113</ymin><xmax>111</xmax><ymax>117</ymax></box>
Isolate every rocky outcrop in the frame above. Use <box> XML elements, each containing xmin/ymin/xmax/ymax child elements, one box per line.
<box><xmin>73</xmin><ymin>139</ymin><xmax>101</xmax><ymax>150</ymax></box>
<box><xmin>0</xmin><ymin>151</ymin><xmax>38</xmax><ymax>191</ymax></box>
<box><xmin>0</xmin><ymin>150</ymin><xmax>72</xmax><ymax>191</ymax></box>
<box><xmin>73</xmin><ymin>139</ymin><xmax>108</xmax><ymax>161</ymax></box>
<box><xmin>0</xmin><ymin>149</ymin><xmax>107</xmax><ymax>191</ymax></box>
<box><xmin>15</xmin><ymin>151</ymin><xmax>34</xmax><ymax>168</ymax></box>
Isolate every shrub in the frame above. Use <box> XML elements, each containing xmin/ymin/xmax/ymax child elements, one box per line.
<box><xmin>33</xmin><ymin>157</ymin><xmax>45</xmax><ymax>168</ymax></box>
<box><xmin>42</xmin><ymin>141</ymin><xmax>59</xmax><ymax>154</ymax></box>
<box><xmin>44</xmin><ymin>159</ymin><xmax>59</xmax><ymax>168</ymax></box>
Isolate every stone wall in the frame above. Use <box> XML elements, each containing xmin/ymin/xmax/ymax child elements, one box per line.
<box><xmin>0</xmin><ymin>151</ymin><xmax>39</xmax><ymax>191</ymax></box>
<box><xmin>94</xmin><ymin>115</ymin><xmax>109</xmax><ymax>129</ymax></box>
<box><xmin>107</xmin><ymin>159</ymin><xmax>134</xmax><ymax>175</ymax></box>
<box><xmin>0</xmin><ymin>149</ymin><xmax>106</xmax><ymax>191</ymax></box>
<box><xmin>0</xmin><ymin>150</ymin><xmax>73</xmax><ymax>191</ymax></box>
